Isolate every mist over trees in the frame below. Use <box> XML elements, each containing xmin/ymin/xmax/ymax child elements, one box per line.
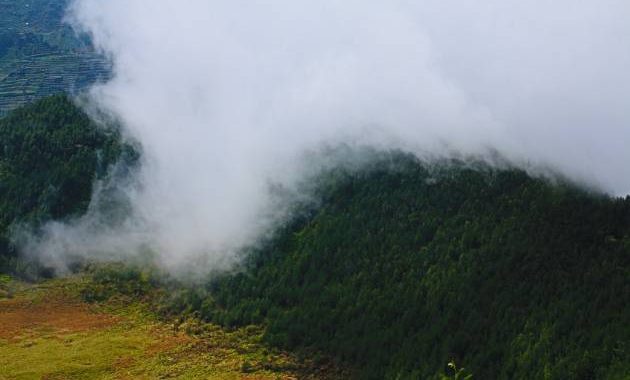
<box><xmin>51</xmin><ymin>0</ymin><xmax>630</xmax><ymax>268</ymax></box>
<box><xmin>1</xmin><ymin>0</ymin><xmax>630</xmax><ymax>378</ymax></box>
<box><xmin>0</xmin><ymin>95</ymin><xmax>127</xmax><ymax>276</ymax></box>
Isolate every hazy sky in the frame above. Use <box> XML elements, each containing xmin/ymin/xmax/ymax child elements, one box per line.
<box><xmin>26</xmin><ymin>0</ymin><xmax>630</xmax><ymax>271</ymax></box>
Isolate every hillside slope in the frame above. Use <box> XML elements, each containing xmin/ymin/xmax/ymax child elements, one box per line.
<box><xmin>181</xmin><ymin>155</ymin><xmax>630</xmax><ymax>379</ymax></box>
<box><xmin>0</xmin><ymin>95</ymin><xmax>127</xmax><ymax>275</ymax></box>
<box><xmin>0</xmin><ymin>98</ymin><xmax>628</xmax><ymax>379</ymax></box>
<box><xmin>0</xmin><ymin>97</ymin><xmax>346</xmax><ymax>379</ymax></box>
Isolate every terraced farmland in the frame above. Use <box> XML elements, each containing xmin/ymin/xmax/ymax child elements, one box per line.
<box><xmin>0</xmin><ymin>0</ymin><xmax>109</xmax><ymax>114</ymax></box>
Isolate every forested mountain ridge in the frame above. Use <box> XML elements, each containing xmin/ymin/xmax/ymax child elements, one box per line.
<box><xmin>0</xmin><ymin>97</ymin><xmax>629</xmax><ymax>379</ymax></box>
<box><xmin>159</xmin><ymin>154</ymin><xmax>630</xmax><ymax>379</ymax></box>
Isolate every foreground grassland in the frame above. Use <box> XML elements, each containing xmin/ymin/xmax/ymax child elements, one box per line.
<box><xmin>0</xmin><ymin>276</ymin><xmax>343</xmax><ymax>380</ymax></box>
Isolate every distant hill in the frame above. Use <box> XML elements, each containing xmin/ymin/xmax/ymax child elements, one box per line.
<box><xmin>0</xmin><ymin>0</ymin><xmax>109</xmax><ymax>115</ymax></box>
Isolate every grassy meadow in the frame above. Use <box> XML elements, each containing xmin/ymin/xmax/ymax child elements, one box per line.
<box><xmin>0</xmin><ymin>275</ymin><xmax>345</xmax><ymax>380</ymax></box>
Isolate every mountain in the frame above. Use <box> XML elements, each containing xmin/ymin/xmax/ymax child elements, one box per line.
<box><xmin>0</xmin><ymin>0</ymin><xmax>109</xmax><ymax>115</ymax></box>
<box><xmin>165</xmin><ymin>154</ymin><xmax>630</xmax><ymax>379</ymax></box>
<box><xmin>1</xmin><ymin>97</ymin><xmax>629</xmax><ymax>379</ymax></box>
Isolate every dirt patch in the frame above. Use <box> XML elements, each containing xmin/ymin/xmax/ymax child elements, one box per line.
<box><xmin>0</xmin><ymin>296</ymin><xmax>119</xmax><ymax>340</ymax></box>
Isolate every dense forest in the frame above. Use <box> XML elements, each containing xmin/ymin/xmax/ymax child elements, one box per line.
<box><xmin>150</xmin><ymin>154</ymin><xmax>630</xmax><ymax>379</ymax></box>
<box><xmin>1</xmin><ymin>96</ymin><xmax>629</xmax><ymax>379</ymax></box>
<box><xmin>0</xmin><ymin>94</ymin><xmax>127</xmax><ymax>275</ymax></box>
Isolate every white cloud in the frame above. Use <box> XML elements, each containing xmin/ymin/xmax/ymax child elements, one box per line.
<box><xmin>27</xmin><ymin>0</ymin><xmax>630</xmax><ymax>271</ymax></box>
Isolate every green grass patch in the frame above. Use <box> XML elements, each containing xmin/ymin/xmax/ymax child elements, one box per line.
<box><xmin>0</xmin><ymin>326</ymin><xmax>155</xmax><ymax>380</ymax></box>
